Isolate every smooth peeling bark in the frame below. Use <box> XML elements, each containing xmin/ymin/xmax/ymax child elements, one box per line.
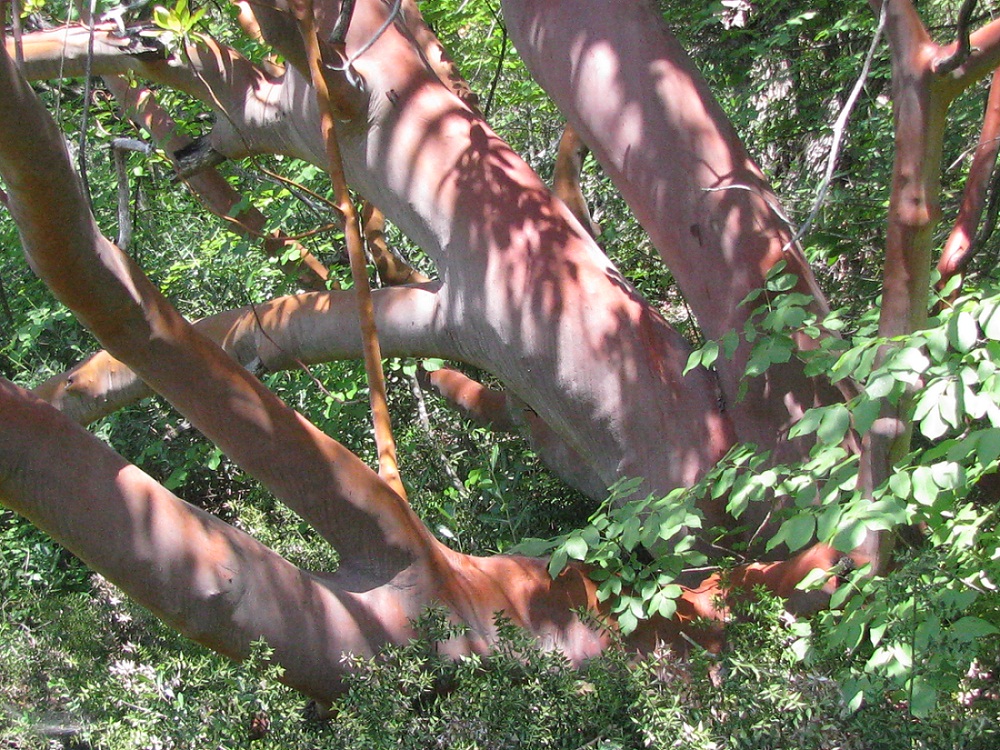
<box><xmin>0</xmin><ymin>379</ymin><xmax>615</xmax><ymax>699</ymax></box>
<box><xmin>0</xmin><ymin>42</ymin><xmax>616</xmax><ymax>681</ymax></box>
<box><xmin>0</xmin><ymin>40</ymin><xmax>431</xmax><ymax>583</ymax></box>
<box><xmin>220</xmin><ymin>0</ymin><xmax>736</xmax><ymax>502</ymax></box>
<box><xmin>500</xmin><ymin>0</ymin><xmax>838</xmax><ymax>466</ymax></box>
<box><xmin>34</xmin><ymin>285</ymin><xmax>448</xmax><ymax>425</ymax></box>
<box><xmin>13</xmin><ymin>8</ymin><xmax>734</xmax><ymax>508</ymax></box>
<box><xmin>0</xmin><ymin>379</ymin><xmax>420</xmax><ymax>700</ymax></box>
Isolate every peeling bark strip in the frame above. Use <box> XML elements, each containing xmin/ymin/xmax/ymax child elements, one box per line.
<box><xmin>296</xmin><ymin>0</ymin><xmax>405</xmax><ymax>499</ymax></box>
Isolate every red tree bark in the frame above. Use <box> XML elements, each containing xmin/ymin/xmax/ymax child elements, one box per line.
<box><xmin>6</xmin><ymin>0</ymin><xmax>1000</xmax><ymax>703</ymax></box>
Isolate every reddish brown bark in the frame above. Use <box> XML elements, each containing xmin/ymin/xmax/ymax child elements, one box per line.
<box><xmin>937</xmin><ymin>68</ymin><xmax>1000</xmax><ymax>291</ymax></box>
<box><xmin>553</xmin><ymin>123</ymin><xmax>600</xmax><ymax>238</ymax></box>
<box><xmin>0</xmin><ymin>0</ymin><xmax>861</xmax><ymax>698</ymax></box>
<box><xmin>8</xmin><ymin>13</ymin><xmax>733</xmax><ymax>509</ymax></box>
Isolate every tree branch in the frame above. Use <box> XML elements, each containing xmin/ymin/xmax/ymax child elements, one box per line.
<box><xmin>552</xmin><ymin>123</ymin><xmax>600</xmax><ymax>238</ymax></box>
<box><xmin>0</xmin><ymin>40</ymin><xmax>433</xmax><ymax>581</ymax></box>
<box><xmin>938</xmin><ymin>67</ymin><xmax>1000</xmax><ymax>290</ymax></box>
<box><xmin>296</xmin><ymin>0</ymin><xmax>406</xmax><ymax>499</ymax></box>
<box><xmin>933</xmin><ymin>0</ymin><xmax>978</xmax><ymax>76</ymax></box>
<box><xmin>0</xmin><ymin>379</ymin><xmax>417</xmax><ymax>702</ymax></box>
<box><xmin>34</xmin><ymin>284</ymin><xmax>448</xmax><ymax>426</ymax></box>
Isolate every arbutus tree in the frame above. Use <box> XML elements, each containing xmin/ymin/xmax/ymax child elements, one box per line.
<box><xmin>2</xmin><ymin>0</ymin><xmax>1000</xmax><ymax>707</ymax></box>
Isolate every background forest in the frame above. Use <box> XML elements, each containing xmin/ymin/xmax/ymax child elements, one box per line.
<box><xmin>2</xmin><ymin>0</ymin><xmax>1000</xmax><ymax>747</ymax></box>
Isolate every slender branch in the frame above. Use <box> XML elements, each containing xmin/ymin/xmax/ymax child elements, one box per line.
<box><xmin>343</xmin><ymin>0</ymin><xmax>401</xmax><ymax>66</ymax></box>
<box><xmin>784</xmin><ymin>3</ymin><xmax>886</xmax><ymax>253</ymax></box>
<box><xmin>77</xmin><ymin>0</ymin><xmax>99</xmax><ymax>206</ymax></box>
<box><xmin>296</xmin><ymin>0</ymin><xmax>406</xmax><ymax>500</ymax></box>
<box><xmin>329</xmin><ymin>0</ymin><xmax>356</xmax><ymax>44</ymax></box>
<box><xmin>110</xmin><ymin>137</ymin><xmax>150</xmax><ymax>251</ymax></box>
<box><xmin>483</xmin><ymin>21</ymin><xmax>507</xmax><ymax>119</ymax></box>
<box><xmin>10</xmin><ymin>0</ymin><xmax>23</xmax><ymax>68</ymax></box>
<box><xmin>409</xmin><ymin>371</ymin><xmax>470</xmax><ymax>510</ymax></box>
<box><xmin>933</xmin><ymin>0</ymin><xmax>978</xmax><ymax>76</ymax></box>
<box><xmin>938</xmin><ymin>67</ymin><xmax>1000</xmax><ymax>290</ymax></box>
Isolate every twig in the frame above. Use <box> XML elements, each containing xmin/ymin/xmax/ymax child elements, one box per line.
<box><xmin>410</xmin><ymin>372</ymin><xmax>469</xmax><ymax>502</ymax></box>
<box><xmin>972</xmin><ymin>158</ymin><xmax>1000</xmax><ymax>255</ymax></box>
<box><xmin>77</xmin><ymin>0</ymin><xmax>100</xmax><ymax>207</ymax></box>
<box><xmin>110</xmin><ymin>137</ymin><xmax>151</xmax><ymax>251</ymax></box>
<box><xmin>484</xmin><ymin>23</ymin><xmax>507</xmax><ymax>119</ymax></box>
<box><xmin>329</xmin><ymin>0</ymin><xmax>356</xmax><ymax>45</ymax></box>
<box><xmin>947</xmin><ymin>134</ymin><xmax>1000</xmax><ymax>172</ymax></box>
<box><xmin>934</xmin><ymin>0</ymin><xmax>979</xmax><ymax>76</ymax></box>
<box><xmin>701</xmin><ymin>184</ymin><xmax>798</xmax><ymax>236</ymax></box>
<box><xmin>339</xmin><ymin>0</ymin><xmax>402</xmax><ymax>66</ymax></box>
<box><xmin>780</xmin><ymin>2</ymin><xmax>887</xmax><ymax>254</ymax></box>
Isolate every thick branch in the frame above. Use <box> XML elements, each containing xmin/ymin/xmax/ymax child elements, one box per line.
<box><xmin>0</xmin><ymin>40</ymin><xmax>431</xmax><ymax>582</ymax></box>
<box><xmin>34</xmin><ymin>285</ymin><xmax>448</xmax><ymax>426</ymax></box>
<box><xmin>938</xmin><ymin>67</ymin><xmax>1000</xmax><ymax>289</ymax></box>
<box><xmin>0</xmin><ymin>379</ymin><xmax>424</xmax><ymax>700</ymax></box>
<box><xmin>16</xmin><ymin>2</ymin><xmax>740</xmax><ymax>524</ymax></box>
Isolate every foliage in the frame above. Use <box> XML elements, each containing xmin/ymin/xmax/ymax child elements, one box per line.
<box><xmin>4</xmin><ymin>0</ymin><xmax>1000</xmax><ymax>746</ymax></box>
<box><xmin>525</xmin><ymin>264</ymin><xmax>1000</xmax><ymax>725</ymax></box>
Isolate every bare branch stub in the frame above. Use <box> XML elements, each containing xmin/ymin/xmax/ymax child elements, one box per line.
<box><xmin>934</xmin><ymin>0</ymin><xmax>978</xmax><ymax>75</ymax></box>
<box><xmin>172</xmin><ymin>137</ymin><xmax>228</xmax><ymax>181</ymax></box>
<box><xmin>330</xmin><ymin>0</ymin><xmax>356</xmax><ymax>44</ymax></box>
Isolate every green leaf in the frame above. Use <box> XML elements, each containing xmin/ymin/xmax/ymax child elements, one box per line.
<box><xmin>563</xmin><ymin>535</ymin><xmax>589</xmax><ymax>561</ymax></box>
<box><xmin>911</xmin><ymin>466</ymin><xmax>938</xmax><ymax>506</ymax></box>
<box><xmin>783</xmin><ymin>513</ymin><xmax>816</xmax><ymax>552</ymax></box>
<box><xmin>721</xmin><ymin>329</ymin><xmax>740</xmax><ymax>359</ymax></box>
<box><xmin>948</xmin><ymin>310</ymin><xmax>979</xmax><ymax>352</ymax></box>
<box><xmin>817</xmin><ymin>403</ymin><xmax>850</xmax><ymax>445</ymax></box>
<box><xmin>976</xmin><ymin>428</ymin><xmax>1000</xmax><ymax>466</ymax></box>
<box><xmin>851</xmin><ymin>397</ymin><xmax>880</xmax><ymax>436</ymax></box>
<box><xmin>422</xmin><ymin>358</ymin><xmax>446</xmax><ymax>372</ymax></box>
<box><xmin>908</xmin><ymin>677</ymin><xmax>937</xmax><ymax>719</ymax></box>
<box><xmin>547</xmin><ymin>547</ymin><xmax>568</xmax><ymax>578</ymax></box>
<box><xmin>888</xmin><ymin>470</ymin><xmax>911</xmax><ymax>500</ymax></box>
<box><xmin>789</xmin><ymin>407</ymin><xmax>823</xmax><ymax>439</ymax></box>
<box><xmin>978</xmin><ymin>298</ymin><xmax>1000</xmax><ymax>339</ymax></box>
<box><xmin>833</xmin><ymin>520</ymin><xmax>868</xmax><ymax>552</ymax></box>
<box><xmin>766</xmin><ymin>272</ymin><xmax>797</xmax><ymax>292</ymax></box>
<box><xmin>951</xmin><ymin>615</ymin><xmax>999</xmax><ymax>640</ymax></box>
